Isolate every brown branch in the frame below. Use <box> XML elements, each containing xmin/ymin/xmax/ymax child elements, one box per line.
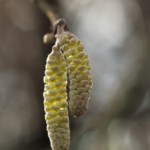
<box><xmin>33</xmin><ymin>0</ymin><xmax>59</xmax><ymax>44</ymax></box>
<box><xmin>34</xmin><ymin>0</ymin><xmax>58</xmax><ymax>25</ymax></box>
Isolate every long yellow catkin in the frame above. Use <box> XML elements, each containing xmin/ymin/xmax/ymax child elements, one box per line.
<box><xmin>57</xmin><ymin>31</ymin><xmax>92</xmax><ymax>117</ymax></box>
<box><xmin>43</xmin><ymin>45</ymin><xmax>70</xmax><ymax>150</ymax></box>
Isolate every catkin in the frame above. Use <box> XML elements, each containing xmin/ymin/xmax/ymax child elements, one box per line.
<box><xmin>57</xmin><ymin>31</ymin><xmax>92</xmax><ymax>117</ymax></box>
<box><xmin>43</xmin><ymin>45</ymin><xmax>70</xmax><ymax>150</ymax></box>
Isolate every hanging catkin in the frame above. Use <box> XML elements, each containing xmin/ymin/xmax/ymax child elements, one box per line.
<box><xmin>55</xmin><ymin>21</ymin><xmax>92</xmax><ymax>117</ymax></box>
<box><xmin>43</xmin><ymin>44</ymin><xmax>70</xmax><ymax>150</ymax></box>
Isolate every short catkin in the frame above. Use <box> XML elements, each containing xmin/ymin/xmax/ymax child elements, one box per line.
<box><xmin>57</xmin><ymin>31</ymin><xmax>92</xmax><ymax>117</ymax></box>
<box><xmin>43</xmin><ymin>45</ymin><xmax>70</xmax><ymax>150</ymax></box>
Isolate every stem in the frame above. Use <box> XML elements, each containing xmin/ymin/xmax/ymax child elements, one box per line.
<box><xmin>33</xmin><ymin>0</ymin><xmax>59</xmax><ymax>43</ymax></box>
<box><xmin>34</xmin><ymin>0</ymin><xmax>57</xmax><ymax>24</ymax></box>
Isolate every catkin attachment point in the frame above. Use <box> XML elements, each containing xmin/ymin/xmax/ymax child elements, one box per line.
<box><xmin>53</xmin><ymin>18</ymin><xmax>68</xmax><ymax>36</ymax></box>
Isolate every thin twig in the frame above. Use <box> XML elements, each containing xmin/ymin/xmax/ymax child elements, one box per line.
<box><xmin>34</xmin><ymin>0</ymin><xmax>58</xmax><ymax>25</ymax></box>
<box><xmin>33</xmin><ymin>0</ymin><xmax>59</xmax><ymax>44</ymax></box>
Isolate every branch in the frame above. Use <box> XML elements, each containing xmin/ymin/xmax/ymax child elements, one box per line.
<box><xmin>34</xmin><ymin>0</ymin><xmax>58</xmax><ymax>25</ymax></box>
<box><xmin>33</xmin><ymin>0</ymin><xmax>59</xmax><ymax>44</ymax></box>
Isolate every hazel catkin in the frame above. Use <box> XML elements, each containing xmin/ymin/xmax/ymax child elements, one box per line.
<box><xmin>43</xmin><ymin>45</ymin><xmax>70</xmax><ymax>150</ymax></box>
<box><xmin>57</xmin><ymin>31</ymin><xmax>92</xmax><ymax>117</ymax></box>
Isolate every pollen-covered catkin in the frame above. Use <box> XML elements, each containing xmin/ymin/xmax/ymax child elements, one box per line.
<box><xmin>57</xmin><ymin>32</ymin><xmax>92</xmax><ymax>117</ymax></box>
<box><xmin>43</xmin><ymin>45</ymin><xmax>70</xmax><ymax>150</ymax></box>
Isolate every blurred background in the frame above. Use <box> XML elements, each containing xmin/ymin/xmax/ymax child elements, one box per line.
<box><xmin>0</xmin><ymin>0</ymin><xmax>150</xmax><ymax>150</ymax></box>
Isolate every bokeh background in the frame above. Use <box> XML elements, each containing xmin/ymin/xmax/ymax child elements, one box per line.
<box><xmin>0</xmin><ymin>0</ymin><xmax>150</xmax><ymax>150</ymax></box>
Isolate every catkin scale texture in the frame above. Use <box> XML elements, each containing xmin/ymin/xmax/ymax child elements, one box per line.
<box><xmin>57</xmin><ymin>32</ymin><xmax>92</xmax><ymax>117</ymax></box>
<box><xmin>43</xmin><ymin>46</ymin><xmax>70</xmax><ymax>150</ymax></box>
